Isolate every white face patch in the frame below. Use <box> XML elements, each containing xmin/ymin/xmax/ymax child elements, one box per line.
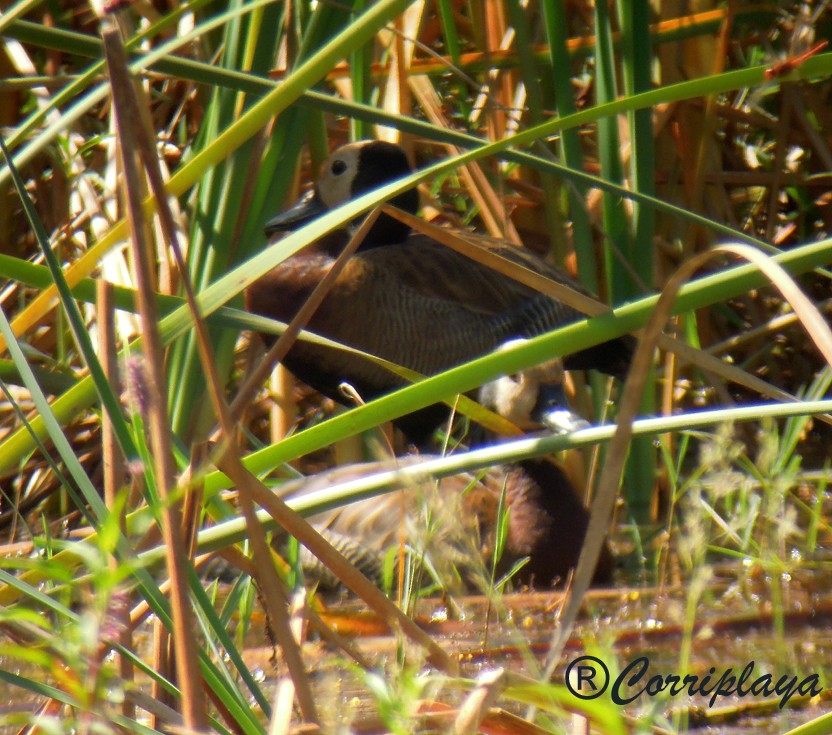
<box><xmin>529</xmin><ymin>358</ymin><xmax>564</xmax><ymax>384</ymax></box>
<box><xmin>316</xmin><ymin>144</ymin><xmax>363</xmax><ymax>209</ymax></box>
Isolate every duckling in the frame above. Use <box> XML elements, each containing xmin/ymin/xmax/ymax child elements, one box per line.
<box><xmin>279</xmin><ymin>363</ymin><xmax>612</xmax><ymax>590</ymax></box>
<box><xmin>246</xmin><ymin>140</ymin><xmax>634</xmax><ymax>443</ymax></box>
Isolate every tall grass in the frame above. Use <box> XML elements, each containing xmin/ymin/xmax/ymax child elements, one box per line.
<box><xmin>0</xmin><ymin>1</ymin><xmax>831</xmax><ymax>731</ymax></box>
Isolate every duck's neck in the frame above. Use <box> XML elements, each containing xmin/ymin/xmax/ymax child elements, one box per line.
<box><xmin>341</xmin><ymin>215</ymin><xmax>410</xmax><ymax>251</ymax></box>
<box><xmin>347</xmin><ymin>184</ymin><xmax>419</xmax><ymax>248</ymax></box>
<box><xmin>304</xmin><ymin>217</ymin><xmax>411</xmax><ymax>258</ymax></box>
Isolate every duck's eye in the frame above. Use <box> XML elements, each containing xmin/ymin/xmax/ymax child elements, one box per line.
<box><xmin>330</xmin><ymin>159</ymin><xmax>347</xmax><ymax>176</ymax></box>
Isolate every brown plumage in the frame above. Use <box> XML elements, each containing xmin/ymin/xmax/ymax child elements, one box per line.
<box><xmin>280</xmin><ymin>454</ymin><xmax>613</xmax><ymax>590</ymax></box>
<box><xmin>277</xmin><ymin>362</ymin><xmax>613</xmax><ymax>590</ymax></box>
<box><xmin>246</xmin><ymin>140</ymin><xmax>634</xmax><ymax>443</ymax></box>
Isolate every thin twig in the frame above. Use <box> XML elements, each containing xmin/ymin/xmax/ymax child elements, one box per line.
<box><xmin>213</xmin><ymin>450</ymin><xmax>457</xmax><ymax>674</ymax></box>
<box><xmin>96</xmin><ymin>278</ymin><xmax>134</xmax><ymax>720</ymax></box>
<box><xmin>102</xmin><ymin>26</ymin><xmax>206</xmax><ymax>729</ymax></box>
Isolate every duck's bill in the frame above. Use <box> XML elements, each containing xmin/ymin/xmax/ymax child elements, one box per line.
<box><xmin>264</xmin><ymin>189</ymin><xmax>325</xmax><ymax>236</ymax></box>
<box><xmin>531</xmin><ymin>382</ymin><xmax>591</xmax><ymax>434</ymax></box>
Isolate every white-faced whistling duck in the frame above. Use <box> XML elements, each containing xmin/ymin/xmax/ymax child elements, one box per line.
<box><xmin>283</xmin><ymin>454</ymin><xmax>613</xmax><ymax>590</ymax></box>
<box><xmin>278</xmin><ymin>363</ymin><xmax>612</xmax><ymax>589</ymax></box>
<box><xmin>246</xmin><ymin>140</ymin><xmax>634</xmax><ymax>444</ymax></box>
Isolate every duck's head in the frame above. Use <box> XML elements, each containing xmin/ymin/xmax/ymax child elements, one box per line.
<box><xmin>479</xmin><ymin>342</ymin><xmax>590</xmax><ymax>435</ymax></box>
<box><xmin>265</xmin><ymin>140</ymin><xmax>420</xmax><ymax>246</ymax></box>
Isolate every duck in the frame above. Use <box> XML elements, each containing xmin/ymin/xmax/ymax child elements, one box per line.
<box><xmin>280</xmin><ymin>453</ymin><xmax>612</xmax><ymax>591</ymax></box>
<box><xmin>277</xmin><ymin>363</ymin><xmax>613</xmax><ymax>590</ymax></box>
<box><xmin>246</xmin><ymin>140</ymin><xmax>634</xmax><ymax>444</ymax></box>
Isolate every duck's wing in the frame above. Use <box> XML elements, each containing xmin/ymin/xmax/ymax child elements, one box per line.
<box><xmin>363</xmin><ymin>238</ymin><xmax>585</xmax><ymax>316</ymax></box>
<box><xmin>296</xmin><ymin>251</ymin><xmax>527</xmax><ymax>376</ymax></box>
<box><xmin>287</xmin><ymin>458</ymin><xmax>501</xmax><ymax>589</ymax></box>
<box><xmin>356</xmin><ymin>240</ymin><xmax>634</xmax><ymax>378</ymax></box>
